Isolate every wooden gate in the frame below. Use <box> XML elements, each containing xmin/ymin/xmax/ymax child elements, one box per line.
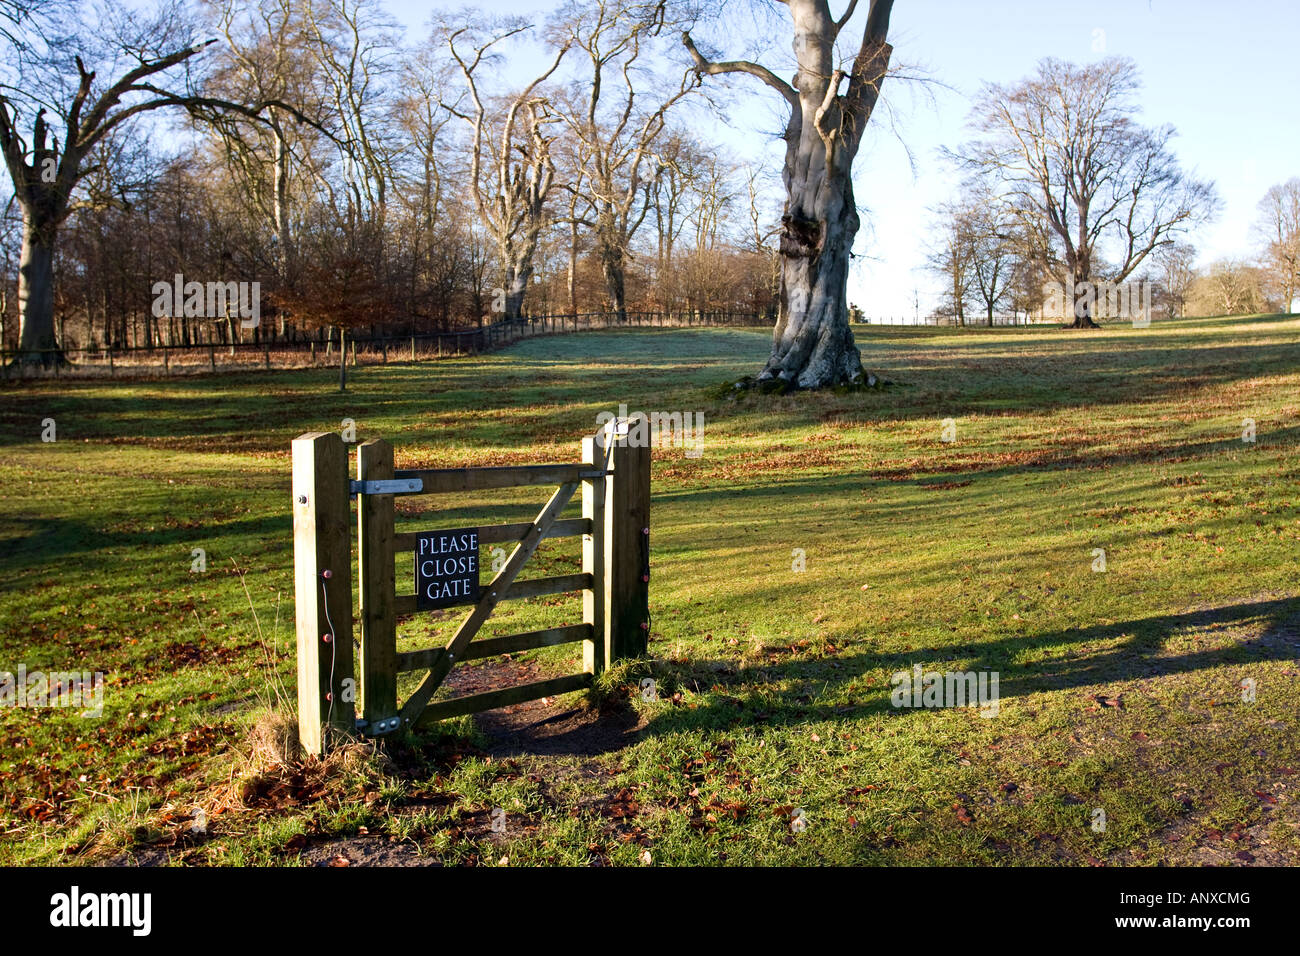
<box><xmin>292</xmin><ymin>423</ymin><xmax>650</xmax><ymax>755</ymax></box>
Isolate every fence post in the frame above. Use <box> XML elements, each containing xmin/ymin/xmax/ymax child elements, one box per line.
<box><xmin>292</xmin><ymin>432</ymin><xmax>355</xmax><ymax>756</ymax></box>
<box><xmin>339</xmin><ymin>328</ymin><xmax>347</xmax><ymax>392</ymax></box>
<box><xmin>604</xmin><ymin>418</ymin><xmax>651</xmax><ymax>662</ymax></box>
<box><xmin>582</xmin><ymin>433</ymin><xmax>608</xmax><ymax>676</ymax></box>
<box><xmin>357</xmin><ymin>439</ymin><xmax>397</xmax><ymax>730</ymax></box>
<box><xmin>410</xmin><ymin>336</ymin><xmax>416</xmax><ymax>362</ymax></box>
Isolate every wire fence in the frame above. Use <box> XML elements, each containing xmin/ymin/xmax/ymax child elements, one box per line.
<box><xmin>0</xmin><ymin>309</ymin><xmax>772</xmax><ymax>381</ymax></box>
<box><xmin>1</xmin><ymin>308</ymin><xmax>1099</xmax><ymax>380</ymax></box>
<box><xmin>855</xmin><ymin>314</ymin><xmax>1056</xmax><ymax>326</ymax></box>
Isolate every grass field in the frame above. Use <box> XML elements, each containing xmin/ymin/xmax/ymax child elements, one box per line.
<box><xmin>2</xmin><ymin>314</ymin><xmax>1299</xmax><ymax>866</ymax></box>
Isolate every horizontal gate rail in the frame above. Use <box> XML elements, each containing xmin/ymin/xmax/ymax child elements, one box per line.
<box><xmin>396</xmin><ymin>623</ymin><xmax>591</xmax><ymax>673</ymax></box>
<box><xmin>394</xmin><ymin>464</ymin><xmax>602</xmax><ymax>494</ymax></box>
<box><xmin>392</xmin><ymin>517</ymin><xmax>589</xmax><ymax>553</ymax></box>
<box><xmin>393</xmin><ymin>572</ymin><xmax>591</xmax><ymax>615</ymax></box>
<box><xmin>416</xmin><ymin>673</ymin><xmax>592</xmax><ymax>725</ymax></box>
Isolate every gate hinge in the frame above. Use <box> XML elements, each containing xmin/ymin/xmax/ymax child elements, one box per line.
<box><xmin>350</xmin><ymin>478</ymin><xmax>423</xmax><ymax>496</ymax></box>
<box><xmin>356</xmin><ymin>715</ymin><xmax>403</xmax><ymax>736</ymax></box>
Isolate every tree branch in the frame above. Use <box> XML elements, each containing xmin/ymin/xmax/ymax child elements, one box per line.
<box><xmin>681</xmin><ymin>31</ymin><xmax>799</xmax><ymax>112</ymax></box>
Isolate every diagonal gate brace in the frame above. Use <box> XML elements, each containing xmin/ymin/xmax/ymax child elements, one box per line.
<box><xmin>397</xmin><ymin>480</ymin><xmax>579</xmax><ymax>726</ymax></box>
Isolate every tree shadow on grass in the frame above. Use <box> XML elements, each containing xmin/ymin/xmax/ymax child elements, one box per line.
<box><xmin>441</xmin><ymin>594</ymin><xmax>1300</xmax><ymax>758</ymax></box>
<box><xmin>4</xmin><ymin>320</ymin><xmax>1299</xmax><ymax>450</ymax></box>
<box><xmin>644</xmin><ymin>594</ymin><xmax>1300</xmax><ymax>735</ymax></box>
<box><xmin>0</xmin><ymin>512</ymin><xmax>288</xmax><ymax>583</ymax></box>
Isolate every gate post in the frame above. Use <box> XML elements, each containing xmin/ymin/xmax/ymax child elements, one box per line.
<box><xmin>605</xmin><ymin>418</ymin><xmax>651</xmax><ymax>662</ymax></box>
<box><xmin>581</xmin><ymin>434</ymin><xmax>608</xmax><ymax>676</ymax></box>
<box><xmin>292</xmin><ymin>432</ymin><xmax>355</xmax><ymax>756</ymax></box>
<box><xmin>357</xmin><ymin>439</ymin><xmax>397</xmax><ymax>731</ymax></box>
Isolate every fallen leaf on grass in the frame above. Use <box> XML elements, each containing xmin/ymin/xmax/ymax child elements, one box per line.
<box><xmin>283</xmin><ymin>834</ymin><xmax>308</xmax><ymax>854</ymax></box>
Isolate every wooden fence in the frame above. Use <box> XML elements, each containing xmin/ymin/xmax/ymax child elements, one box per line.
<box><xmin>292</xmin><ymin>420</ymin><xmax>651</xmax><ymax>755</ymax></box>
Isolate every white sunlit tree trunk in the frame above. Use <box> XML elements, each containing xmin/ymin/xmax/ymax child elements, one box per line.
<box><xmin>685</xmin><ymin>0</ymin><xmax>895</xmax><ymax>389</ymax></box>
<box><xmin>443</xmin><ymin>18</ymin><xmax>569</xmax><ymax>321</ymax></box>
<box><xmin>555</xmin><ymin>0</ymin><xmax>696</xmax><ymax>325</ymax></box>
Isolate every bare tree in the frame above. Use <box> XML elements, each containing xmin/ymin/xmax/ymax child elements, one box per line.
<box><xmin>926</xmin><ymin>201</ymin><xmax>974</xmax><ymax>325</ymax></box>
<box><xmin>744</xmin><ymin>163</ymin><xmax>780</xmax><ymax>318</ymax></box>
<box><xmin>1254</xmin><ymin>178</ymin><xmax>1299</xmax><ymax>313</ymax></box>
<box><xmin>685</xmin><ymin>0</ymin><xmax>895</xmax><ymax>388</ymax></box>
<box><xmin>0</xmin><ymin>0</ymin><xmax>67</xmax><ymax>52</ymax></box>
<box><xmin>1189</xmin><ymin>258</ymin><xmax>1271</xmax><ymax>317</ymax></box>
<box><xmin>442</xmin><ymin>16</ymin><xmax>569</xmax><ymax>320</ymax></box>
<box><xmin>932</xmin><ymin>190</ymin><xmax>1016</xmax><ymax>326</ymax></box>
<box><xmin>300</xmin><ymin>0</ymin><xmax>399</xmax><ymax>223</ymax></box>
<box><xmin>955</xmin><ymin>57</ymin><xmax>1218</xmax><ymax>329</ymax></box>
<box><xmin>553</xmin><ymin>0</ymin><xmax>696</xmax><ymax>323</ymax></box>
<box><xmin>0</xmin><ymin>1</ymin><xmax>310</xmax><ymax>364</ymax></box>
<box><xmin>1153</xmin><ymin>241</ymin><xmax>1196</xmax><ymax>318</ymax></box>
<box><xmin>967</xmin><ymin>199</ymin><xmax>1016</xmax><ymax>325</ymax></box>
<box><xmin>199</xmin><ymin>0</ymin><xmax>328</xmax><ymax>334</ymax></box>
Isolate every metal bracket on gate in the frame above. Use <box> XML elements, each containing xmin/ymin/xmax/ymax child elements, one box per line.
<box><xmin>349</xmin><ymin>478</ymin><xmax>423</xmax><ymax>496</ymax></box>
<box><xmin>356</xmin><ymin>715</ymin><xmax>403</xmax><ymax>736</ymax></box>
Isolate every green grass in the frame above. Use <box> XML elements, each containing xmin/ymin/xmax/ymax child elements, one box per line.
<box><xmin>2</xmin><ymin>314</ymin><xmax>1299</xmax><ymax>866</ymax></box>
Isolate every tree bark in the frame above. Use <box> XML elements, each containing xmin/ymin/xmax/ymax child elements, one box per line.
<box><xmin>1066</xmin><ymin>269</ymin><xmax>1100</xmax><ymax>329</ymax></box>
<box><xmin>765</xmin><ymin>172</ymin><xmax>866</xmax><ymax>386</ymax></box>
<box><xmin>16</xmin><ymin>215</ymin><xmax>62</xmax><ymax>366</ymax></box>
<box><xmin>503</xmin><ymin>227</ymin><xmax>541</xmax><ymax>320</ymax></box>
<box><xmin>686</xmin><ymin>0</ymin><xmax>894</xmax><ymax>389</ymax></box>
<box><xmin>599</xmin><ymin>237</ymin><xmax>628</xmax><ymax>323</ymax></box>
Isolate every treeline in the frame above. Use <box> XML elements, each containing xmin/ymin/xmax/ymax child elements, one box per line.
<box><xmin>924</xmin><ymin>57</ymin><xmax>1298</xmax><ymax>326</ymax></box>
<box><xmin>0</xmin><ymin>0</ymin><xmax>779</xmax><ymax>356</ymax></box>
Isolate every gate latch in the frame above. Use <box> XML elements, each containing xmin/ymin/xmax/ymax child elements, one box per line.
<box><xmin>350</xmin><ymin>478</ymin><xmax>423</xmax><ymax>496</ymax></box>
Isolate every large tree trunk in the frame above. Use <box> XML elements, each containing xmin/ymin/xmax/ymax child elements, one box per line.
<box><xmin>599</xmin><ymin>242</ymin><xmax>628</xmax><ymax>323</ymax></box>
<box><xmin>16</xmin><ymin>214</ymin><xmax>63</xmax><ymax>367</ymax></box>
<box><xmin>504</xmin><ymin>268</ymin><xmax>529</xmax><ymax>321</ymax></box>
<box><xmin>740</xmin><ymin>0</ymin><xmax>893</xmax><ymax>390</ymax></box>
<box><xmin>1066</xmin><ymin>270</ymin><xmax>1100</xmax><ymax>329</ymax></box>
<box><xmin>503</xmin><ymin>230</ymin><xmax>540</xmax><ymax>321</ymax></box>
<box><xmin>762</xmin><ymin>169</ymin><xmax>867</xmax><ymax>387</ymax></box>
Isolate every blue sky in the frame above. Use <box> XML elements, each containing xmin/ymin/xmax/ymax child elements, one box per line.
<box><xmin>365</xmin><ymin>1</ymin><xmax>1300</xmax><ymax>315</ymax></box>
